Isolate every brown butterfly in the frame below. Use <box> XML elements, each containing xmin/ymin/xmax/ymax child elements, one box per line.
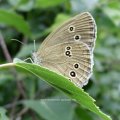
<box><xmin>32</xmin><ymin>12</ymin><xmax>97</xmax><ymax>88</ymax></box>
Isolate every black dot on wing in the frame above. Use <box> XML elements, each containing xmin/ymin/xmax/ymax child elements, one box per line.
<box><xmin>70</xmin><ymin>71</ymin><xmax>76</xmax><ymax>77</ymax></box>
<box><xmin>66</xmin><ymin>46</ymin><xmax>71</xmax><ymax>50</ymax></box>
<box><xmin>65</xmin><ymin>51</ymin><xmax>71</xmax><ymax>57</ymax></box>
<box><xmin>75</xmin><ymin>35</ymin><xmax>79</xmax><ymax>40</ymax></box>
<box><xmin>65</xmin><ymin>51</ymin><xmax>70</xmax><ymax>55</ymax></box>
<box><xmin>74</xmin><ymin>35</ymin><xmax>81</xmax><ymax>41</ymax></box>
<box><xmin>70</xmin><ymin>27</ymin><xmax>73</xmax><ymax>31</ymax></box>
<box><xmin>74</xmin><ymin>63</ymin><xmax>79</xmax><ymax>69</ymax></box>
<box><xmin>68</xmin><ymin>26</ymin><xmax>75</xmax><ymax>32</ymax></box>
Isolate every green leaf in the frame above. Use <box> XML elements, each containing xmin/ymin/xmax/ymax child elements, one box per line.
<box><xmin>35</xmin><ymin>0</ymin><xmax>67</xmax><ymax>8</ymax></box>
<box><xmin>0</xmin><ymin>9</ymin><xmax>31</xmax><ymax>36</ymax></box>
<box><xmin>103</xmin><ymin>7</ymin><xmax>120</xmax><ymax>26</ymax></box>
<box><xmin>107</xmin><ymin>1</ymin><xmax>120</xmax><ymax>10</ymax></box>
<box><xmin>0</xmin><ymin>62</ymin><xmax>112</xmax><ymax>120</ymax></box>
<box><xmin>23</xmin><ymin>95</ymin><xmax>75</xmax><ymax>120</ymax></box>
<box><xmin>75</xmin><ymin>106</ymin><xmax>93</xmax><ymax>120</ymax></box>
<box><xmin>16</xmin><ymin>43</ymin><xmax>39</xmax><ymax>58</ymax></box>
<box><xmin>8</xmin><ymin>0</ymin><xmax>29</xmax><ymax>6</ymax></box>
<box><xmin>46</xmin><ymin>13</ymin><xmax>71</xmax><ymax>33</ymax></box>
<box><xmin>0</xmin><ymin>72</ymin><xmax>13</xmax><ymax>85</ymax></box>
<box><xmin>0</xmin><ymin>107</ymin><xmax>9</xmax><ymax>120</ymax></box>
<box><xmin>8</xmin><ymin>0</ymin><xmax>34</xmax><ymax>11</ymax></box>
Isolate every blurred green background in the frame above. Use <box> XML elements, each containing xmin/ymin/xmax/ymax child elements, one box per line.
<box><xmin>0</xmin><ymin>0</ymin><xmax>120</xmax><ymax>120</ymax></box>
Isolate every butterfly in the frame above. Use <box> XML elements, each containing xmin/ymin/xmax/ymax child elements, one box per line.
<box><xmin>32</xmin><ymin>12</ymin><xmax>97</xmax><ymax>88</ymax></box>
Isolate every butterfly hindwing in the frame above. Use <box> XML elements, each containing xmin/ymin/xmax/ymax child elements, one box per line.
<box><xmin>37</xmin><ymin>41</ymin><xmax>93</xmax><ymax>87</ymax></box>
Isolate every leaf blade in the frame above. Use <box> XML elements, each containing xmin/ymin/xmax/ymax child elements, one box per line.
<box><xmin>14</xmin><ymin>62</ymin><xmax>112</xmax><ymax>120</ymax></box>
<box><xmin>35</xmin><ymin>0</ymin><xmax>67</xmax><ymax>8</ymax></box>
<box><xmin>0</xmin><ymin>9</ymin><xmax>31</xmax><ymax>36</ymax></box>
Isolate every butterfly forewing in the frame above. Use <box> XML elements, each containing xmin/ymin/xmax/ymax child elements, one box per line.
<box><xmin>38</xmin><ymin>12</ymin><xmax>96</xmax><ymax>54</ymax></box>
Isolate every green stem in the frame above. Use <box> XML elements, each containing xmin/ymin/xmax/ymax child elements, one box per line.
<box><xmin>0</xmin><ymin>63</ymin><xmax>15</xmax><ymax>69</ymax></box>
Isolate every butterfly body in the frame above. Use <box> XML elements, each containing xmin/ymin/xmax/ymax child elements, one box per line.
<box><xmin>33</xmin><ymin>12</ymin><xmax>97</xmax><ymax>88</ymax></box>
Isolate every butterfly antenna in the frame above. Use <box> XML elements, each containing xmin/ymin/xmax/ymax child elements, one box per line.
<box><xmin>11</xmin><ymin>39</ymin><xmax>24</xmax><ymax>45</ymax></box>
<box><xmin>34</xmin><ymin>40</ymin><xmax>36</xmax><ymax>52</ymax></box>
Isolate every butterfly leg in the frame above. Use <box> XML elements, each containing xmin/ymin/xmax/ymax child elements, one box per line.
<box><xmin>23</xmin><ymin>57</ymin><xmax>34</xmax><ymax>63</ymax></box>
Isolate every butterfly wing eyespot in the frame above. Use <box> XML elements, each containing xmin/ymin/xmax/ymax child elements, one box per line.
<box><xmin>66</xmin><ymin>46</ymin><xmax>71</xmax><ymax>50</ymax></box>
<box><xmin>74</xmin><ymin>35</ymin><xmax>81</xmax><ymax>41</ymax></box>
<box><xmin>74</xmin><ymin>63</ymin><xmax>79</xmax><ymax>69</ymax></box>
<box><xmin>68</xmin><ymin>25</ymin><xmax>75</xmax><ymax>33</ymax></box>
<box><xmin>65</xmin><ymin>51</ymin><xmax>71</xmax><ymax>57</ymax></box>
<box><xmin>70</xmin><ymin>71</ymin><xmax>76</xmax><ymax>77</ymax></box>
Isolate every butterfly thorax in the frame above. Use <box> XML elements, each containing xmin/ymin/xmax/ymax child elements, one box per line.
<box><xmin>32</xmin><ymin>52</ymin><xmax>42</xmax><ymax>65</ymax></box>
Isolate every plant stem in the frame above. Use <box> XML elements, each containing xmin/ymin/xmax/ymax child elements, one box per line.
<box><xmin>0</xmin><ymin>33</ymin><xmax>12</xmax><ymax>62</ymax></box>
<box><xmin>0</xmin><ymin>63</ymin><xmax>15</xmax><ymax>68</ymax></box>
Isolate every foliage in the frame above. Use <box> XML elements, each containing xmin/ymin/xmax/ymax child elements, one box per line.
<box><xmin>1</xmin><ymin>61</ymin><xmax>111</xmax><ymax>120</ymax></box>
<box><xmin>0</xmin><ymin>107</ymin><xmax>9</xmax><ymax>120</ymax></box>
<box><xmin>0</xmin><ymin>0</ymin><xmax>120</xmax><ymax>120</ymax></box>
